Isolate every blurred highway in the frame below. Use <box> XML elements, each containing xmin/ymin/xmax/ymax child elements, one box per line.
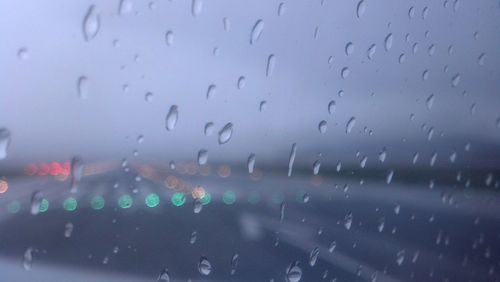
<box><xmin>0</xmin><ymin>162</ymin><xmax>499</xmax><ymax>282</ymax></box>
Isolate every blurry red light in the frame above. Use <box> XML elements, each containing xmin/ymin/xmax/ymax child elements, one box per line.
<box><xmin>24</xmin><ymin>164</ymin><xmax>38</xmax><ymax>176</ymax></box>
<box><xmin>50</xmin><ymin>162</ymin><xmax>62</xmax><ymax>176</ymax></box>
<box><xmin>38</xmin><ymin>163</ymin><xmax>50</xmax><ymax>176</ymax></box>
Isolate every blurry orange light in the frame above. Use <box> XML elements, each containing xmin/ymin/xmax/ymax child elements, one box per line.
<box><xmin>192</xmin><ymin>186</ymin><xmax>206</xmax><ymax>199</ymax></box>
<box><xmin>0</xmin><ymin>179</ymin><xmax>8</xmax><ymax>193</ymax></box>
<box><xmin>217</xmin><ymin>165</ymin><xmax>231</xmax><ymax>178</ymax></box>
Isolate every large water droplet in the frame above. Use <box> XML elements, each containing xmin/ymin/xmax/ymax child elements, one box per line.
<box><xmin>165</xmin><ymin>31</ymin><xmax>174</xmax><ymax>46</ymax></box>
<box><xmin>30</xmin><ymin>191</ymin><xmax>43</xmax><ymax>215</ymax></box>
<box><xmin>278</xmin><ymin>2</ymin><xmax>286</xmax><ymax>16</ymax></box>
<box><xmin>344</xmin><ymin>212</ymin><xmax>353</xmax><ymax>230</ymax></box>
<box><xmin>318</xmin><ymin>120</ymin><xmax>327</xmax><ymax>134</ymax></box>
<box><xmin>206</xmin><ymin>84</ymin><xmax>216</xmax><ymax>100</ymax></box>
<box><xmin>346</xmin><ymin>117</ymin><xmax>356</xmax><ymax>134</ymax></box>
<box><xmin>356</xmin><ymin>0</ymin><xmax>366</xmax><ymax>18</ymax></box>
<box><xmin>341</xmin><ymin>67</ymin><xmax>350</xmax><ymax>79</ymax></box>
<box><xmin>285</xmin><ymin>262</ymin><xmax>302</xmax><ymax>282</ymax></box>
<box><xmin>118</xmin><ymin>0</ymin><xmax>133</xmax><ymax>15</ymax></box>
<box><xmin>250</xmin><ymin>20</ymin><xmax>264</xmax><ymax>45</ymax></box>
<box><xmin>144</xmin><ymin>92</ymin><xmax>154</xmax><ymax>102</ymax></box>
<box><xmin>309</xmin><ymin>247</ymin><xmax>320</xmax><ymax>267</ymax></box>
<box><xmin>384</xmin><ymin>33</ymin><xmax>393</xmax><ymax>51</ymax></box>
<box><xmin>237</xmin><ymin>76</ymin><xmax>246</xmax><ymax>89</ymax></box>
<box><xmin>0</xmin><ymin>129</ymin><xmax>11</xmax><ymax>160</ymax></box>
<box><xmin>266</xmin><ymin>54</ymin><xmax>276</xmax><ymax>77</ymax></box>
<box><xmin>191</xmin><ymin>0</ymin><xmax>203</xmax><ymax>16</ymax></box>
<box><xmin>396</xmin><ymin>249</ymin><xmax>406</xmax><ymax>265</ymax></box>
<box><xmin>165</xmin><ymin>105</ymin><xmax>178</xmax><ymax>131</ymax></box>
<box><xmin>197</xmin><ymin>149</ymin><xmax>208</xmax><ymax>165</ymax></box>
<box><xmin>204</xmin><ymin>122</ymin><xmax>214</xmax><ymax>136</ymax></box>
<box><xmin>328</xmin><ymin>100</ymin><xmax>336</xmax><ymax>114</ymax></box>
<box><xmin>230</xmin><ymin>253</ymin><xmax>239</xmax><ymax>275</ymax></box>
<box><xmin>83</xmin><ymin>5</ymin><xmax>100</xmax><ymax>41</ymax></box>
<box><xmin>247</xmin><ymin>153</ymin><xmax>256</xmax><ymax>174</ymax></box>
<box><xmin>345</xmin><ymin>42</ymin><xmax>355</xmax><ymax>56</ymax></box>
<box><xmin>287</xmin><ymin>143</ymin><xmax>297</xmax><ymax>177</ymax></box>
<box><xmin>157</xmin><ymin>268</ymin><xmax>170</xmax><ymax>282</ymax></box>
<box><xmin>23</xmin><ymin>248</ymin><xmax>34</xmax><ymax>271</ymax></box>
<box><xmin>77</xmin><ymin>76</ymin><xmax>89</xmax><ymax>99</ymax></box>
<box><xmin>218</xmin><ymin>123</ymin><xmax>233</xmax><ymax>144</ymax></box>
<box><xmin>313</xmin><ymin>160</ymin><xmax>321</xmax><ymax>175</ymax></box>
<box><xmin>198</xmin><ymin>257</ymin><xmax>212</xmax><ymax>275</ymax></box>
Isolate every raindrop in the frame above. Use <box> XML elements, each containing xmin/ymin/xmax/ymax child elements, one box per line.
<box><xmin>197</xmin><ymin>149</ymin><xmax>208</xmax><ymax>165</ymax></box>
<box><xmin>0</xmin><ymin>128</ymin><xmax>11</xmax><ymax>160</ymax></box>
<box><xmin>144</xmin><ymin>92</ymin><xmax>153</xmax><ymax>102</ymax></box>
<box><xmin>346</xmin><ymin>117</ymin><xmax>356</xmax><ymax>134</ymax></box>
<box><xmin>356</xmin><ymin>0</ymin><xmax>366</xmax><ymax>18</ymax></box>
<box><xmin>169</xmin><ymin>161</ymin><xmax>176</xmax><ymax>170</ymax></box>
<box><xmin>328</xmin><ymin>241</ymin><xmax>336</xmax><ymax>253</ymax></box>
<box><xmin>250</xmin><ymin>19</ymin><xmax>264</xmax><ymax>44</ymax></box>
<box><xmin>247</xmin><ymin>153</ymin><xmax>256</xmax><ymax>174</ymax></box>
<box><xmin>193</xmin><ymin>199</ymin><xmax>203</xmax><ymax>214</ymax></box>
<box><xmin>230</xmin><ymin>253</ymin><xmax>239</xmax><ymax>275</ymax></box>
<box><xmin>477</xmin><ymin>53</ymin><xmax>485</xmax><ymax>66</ymax></box>
<box><xmin>430</xmin><ymin>152</ymin><xmax>437</xmax><ymax>167</ymax></box>
<box><xmin>157</xmin><ymin>268</ymin><xmax>170</xmax><ymax>282</ymax></box>
<box><xmin>17</xmin><ymin>48</ymin><xmax>29</xmax><ymax>60</ymax></box>
<box><xmin>266</xmin><ymin>54</ymin><xmax>276</xmax><ymax>77</ymax></box>
<box><xmin>285</xmin><ymin>262</ymin><xmax>302</xmax><ymax>282</ymax></box>
<box><xmin>77</xmin><ymin>76</ymin><xmax>89</xmax><ymax>99</ymax></box>
<box><xmin>204</xmin><ymin>122</ymin><xmax>214</xmax><ymax>136</ymax></box>
<box><xmin>341</xmin><ymin>67</ymin><xmax>350</xmax><ymax>79</ymax></box>
<box><xmin>428</xmin><ymin>44</ymin><xmax>436</xmax><ymax>56</ymax></box>
<box><xmin>303</xmin><ymin>193</ymin><xmax>310</xmax><ymax>203</ymax></box>
<box><xmin>237</xmin><ymin>76</ymin><xmax>246</xmax><ymax>89</ymax></box>
<box><xmin>378</xmin><ymin>148</ymin><xmax>387</xmax><ymax>162</ymax></box>
<box><xmin>451</xmin><ymin>73</ymin><xmax>461</xmax><ymax>87</ymax></box>
<box><xmin>137</xmin><ymin>135</ymin><xmax>144</xmax><ymax>144</ymax></box>
<box><xmin>287</xmin><ymin>143</ymin><xmax>297</xmax><ymax>177</ymax></box>
<box><xmin>318</xmin><ymin>120</ymin><xmax>327</xmax><ymax>134</ymax></box>
<box><xmin>396</xmin><ymin>249</ymin><xmax>406</xmax><ymax>265</ymax></box>
<box><xmin>309</xmin><ymin>247</ymin><xmax>320</xmax><ymax>267</ymax></box>
<box><xmin>378</xmin><ymin>218</ymin><xmax>385</xmax><ymax>232</ymax></box>
<box><xmin>344</xmin><ymin>212</ymin><xmax>353</xmax><ymax>230</ymax></box>
<box><xmin>360</xmin><ymin>156</ymin><xmax>368</xmax><ymax>168</ymax></box>
<box><xmin>367</xmin><ymin>44</ymin><xmax>376</xmax><ymax>60</ymax></box>
<box><xmin>422</xmin><ymin>6</ymin><xmax>429</xmax><ymax>19</ymax></box>
<box><xmin>280</xmin><ymin>202</ymin><xmax>286</xmax><ymax>222</ymax></box>
<box><xmin>384</xmin><ymin>33</ymin><xmax>393</xmax><ymax>51</ymax></box>
<box><xmin>408</xmin><ymin>6</ymin><xmax>415</xmax><ymax>18</ymax></box>
<box><xmin>328</xmin><ymin>100</ymin><xmax>336</xmax><ymax>114</ymax></box>
<box><xmin>82</xmin><ymin>5</ymin><xmax>100</xmax><ymax>41</ymax></box>
<box><xmin>426</xmin><ymin>94</ymin><xmax>435</xmax><ymax>110</ymax></box>
<box><xmin>191</xmin><ymin>0</ymin><xmax>203</xmax><ymax>16</ymax></box>
<box><xmin>345</xmin><ymin>42</ymin><xmax>355</xmax><ymax>56</ymax></box>
<box><xmin>23</xmin><ymin>248</ymin><xmax>33</xmax><ymax>271</ymax></box>
<box><xmin>198</xmin><ymin>256</ymin><xmax>212</xmax><ymax>275</ymax></box>
<box><xmin>118</xmin><ymin>0</ymin><xmax>133</xmax><ymax>15</ymax></box>
<box><xmin>64</xmin><ymin>222</ymin><xmax>74</xmax><ymax>238</ymax></box>
<box><xmin>313</xmin><ymin>160</ymin><xmax>321</xmax><ymax>175</ymax></box>
<box><xmin>165</xmin><ymin>31</ymin><xmax>174</xmax><ymax>46</ymax></box>
<box><xmin>165</xmin><ymin>105</ymin><xmax>178</xmax><ymax>131</ymax></box>
<box><xmin>218</xmin><ymin>123</ymin><xmax>233</xmax><ymax>144</ymax></box>
<box><xmin>422</xmin><ymin>70</ymin><xmax>429</xmax><ymax>80</ymax></box>
<box><xmin>398</xmin><ymin>53</ymin><xmax>406</xmax><ymax>64</ymax></box>
<box><xmin>70</xmin><ymin>157</ymin><xmax>84</xmax><ymax>192</ymax></box>
<box><xmin>449</xmin><ymin>151</ymin><xmax>457</xmax><ymax>163</ymax></box>
<box><xmin>386</xmin><ymin>170</ymin><xmax>394</xmax><ymax>184</ymax></box>
<box><xmin>394</xmin><ymin>204</ymin><xmax>401</xmax><ymax>214</ymax></box>
<box><xmin>190</xmin><ymin>231</ymin><xmax>197</xmax><ymax>244</ymax></box>
<box><xmin>30</xmin><ymin>191</ymin><xmax>43</xmax><ymax>215</ymax></box>
<box><xmin>278</xmin><ymin>2</ymin><xmax>286</xmax><ymax>16</ymax></box>
<box><xmin>259</xmin><ymin>100</ymin><xmax>268</xmax><ymax>112</ymax></box>
<box><xmin>223</xmin><ymin>17</ymin><xmax>230</xmax><ymax>32</ymax></box>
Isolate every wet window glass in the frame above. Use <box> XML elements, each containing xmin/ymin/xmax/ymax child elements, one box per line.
<box><xmin>0</xmin><ymin>0</ymin><xmax>499</xmax><ymax>281</ymax></box>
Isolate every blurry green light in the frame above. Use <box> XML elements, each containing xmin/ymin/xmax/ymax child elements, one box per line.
<box><xmin>222</xmin><ymin>191</ymin><xmax>236</xmax><ymax>205</ymax></box>
<box><xmin>39</xmin><ymin>199</ymin><xmax>49</xmax><ymax>213</ymax></box>
<box><xmin>248</xmin><ymin>191</ymin><xmax>260</xmax><ymax>204</ymax></box>
<box><xmin>200</xmin><ymin>193</ymin><xmax>211</xmax><ymax>205</ymax></box>
<box><xmin>118</xmin><ymin>194</ymin><xmax>133</xmax><ymax>209</ymax></box>
<box><xmin>63</xmin><ymin>197</ymin><xmax>78</xmax><ymax>212</ymax></box>
<box><xmin>145</xmin><ymin>193</ymin><xmax>160</xmax><ymax>208</ymax></box>
<box><xmin>171</xmin><ymin>192</ymin><xmax>185</xmax><ymax>207</ymax></box>
<box><xmin>7</xmin><ymin>201</ymin><xmax>20</xmax><ymax>214</ymax></box>
<box><xmin>91</xmin><ymin>196</ymin><xmax>105</xmax><ymax>210</ymax></box>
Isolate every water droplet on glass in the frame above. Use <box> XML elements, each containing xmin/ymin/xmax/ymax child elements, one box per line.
<box><xmin>313</xmin><ymin>160</ymin><xmax>321</xmax><ymax>175</ymax></box>
<box><xmin>386</xmin><ymin>170</ymin><xmax>394</xmax><ymax>184</ymax></box>
<box><xmin>64</xmin><ymin>222</ymin><xmax>74</xmax><ymax>238</ymax></box>
<box><xmin>285</xmin><ymin>262</ymin><xmax>302</xmax><ymax>282</ymax></box>
<box><xmin>356</xmin><ymin>0</ymin><xmax>366</xmax><ymax>18</ymax></box>
<box><xmin>266</xmin><ymin>54</ymin><xmax>276</xmax><ymax>77</ymax></box>
<box><xmin>426</xmin><ymin>94</ymin><xmax>435</xmax><ymax>110</ymax></box>
<box><xmin>451</xmin><ymin>73</ymin><xmax>461</xmax><ymax>87</ymax></box>
<box><xmin>360</xmin><ymin>155</ymin><xmax>368</xmax><ymax>168</ymax></box>
<box><xmin>165</xmin><ymin>105</ymin><xmax>178</xmax><ymax>131</ymax></box>
<box><xmin>237</xmin><ymin>76</ymin><xmax>246</xmax><ymax>89</ymax></box>
<box><xmin>250</xmin><ymin>20</ymin><xmax>264</xmax><ymax>45</ymax></box>
<box><xmin>198</xmin><ymin>256</ymin><xmax>212</xmax><ymax>275</ymax></box>
<box><xmin>118</xmin><ymin>0</ymin><xmax>133</xmax><ymax>15</ymax></box>
<box><xmin>396</xmin><ymin>249</ymin><xmax>406</xmax><ymax>265</ymax></box>
<box><xmin>222</xmin><ymin>17</ymin><xmax>230</xmax><ymax>32</ymax></box>
<box><xmin>193</xmin><ymin>199</ymin><xmax>203</xmax><ymax>214</ymax></box>
<box><xmin>17</xmin><ymin>48</ymin><xmax>29</xmax><ymax>60</ymax></box>
<box><xmin>280</xmin><ymin>201</ymin><xmax>286</xmax><ymax>222</ymax></box>
<box><xmin>0</xmin><ymin>128</ymin><xmax>11</xmax><ymax>160</ymax></box>
<box><xmin>328</xmin><ymin>241</ymin><xmax>336</xmax><ymax>253</ymax></box>
<box><xmin>346</xmin><ymin>117</ymin><xmax>356</xmax><ymax>134</ymax></box>
<box><xmin>309</xmin><ymin>247</ymin><xmax>320</xmax><ymax>267</ymax></box>
<box><xmin>190</xmin><ymin>231</ymin><xmax>197</xmax><ymax>244</ymax></box>
<box><xmin>23</xmin><ymin>248</ymin><xmax>33</xmax><ymax>271</ymax></box>
<box><xmin>71</xmin><ymin>156</ymin><xmax>84</xmax><ymax>192</ymax></box>
<box><xmin>83</xmin><ymin>5</ymin><xmax>100</xmax><ymax>41</ymax></box>
<box><xmin>344</xmin><ymin>212</ymin><xmax>353</xmax><ymax>230</ymax></box>
<box><xmin>197</xmin><ymin>149</ymin><xmax>208</xmax><ymax>165</ymax></box>
<box><xmin>77</xmin><ymin>76</ymin><xmax>89</xmax><ymax>99</ymax></box>
<box><xmin>278</xmin><ymin>2</ymin><xmax>286</xmax><ymax>16</ymax></box>
<box><xmin>218</xmin><ymin>123</ymin><xmax>233</xmax><ymax>144</ymax></box>
<box><xmin>145</xmin><ymin>92</ymin><xmax>154</xmax><ymax>102</ymax></box>
<box><xmin>367</xmin><ymin>44</ymin><xmax>376</xmax><ymax>60</ymax></box>
<box><xmin>157</xmin><ymin>268</ymin><xmax>170</xmax><ymax>282</ymax></box>
<box><xmin>345</xmin><ymin>42</ymin><xmax>355</xmax><ymax>56</ymax></box>
<box><xmin>384</xmin><ymin>33</ymin><xmax>393</xmax><ymax>51</ymax></box>
<box><xmin>288</xmin><ymin>143</ymin><xmax>297</xmax><ymax>177</ymax></box>
<box><xmin>247</xmin><ymin>153</ymin><xmax>256</xmax><ymax>174</ymax></box>
<box><xmin>341</xmin><ymin>67</ymin><xmax>350</xmax><ymax>79</ymax></box>
<box><xmin>259</xmin><ymin>100</ymin><xmax>268</xmax><ymax>112</ymax></box>
<box><xmin>318</xmin><ymin>120</ymin><xmax>327</xmax><ymax>134</ymax></box>
<box><xmin>191</xmin><ymin>0</ymin><xmax>203</xmax><ymax>16</ymax></box>
<box><xmin>230</xmin><ymin>253</ymin><xmax>239</xmax><ymax>275</ymax></box>
<box><xmin>137</xmin><ymin>135</ymin><xmax>144</xmax><ymax>144</ymax></box>
<box><xmin>398</xmin><ymin>53</ymin><xmax>406</xmax><ymax>64</ymax></box>
<box><xmin>204</xmin><ymin>122</ymin><xmax>214</xmax><ymax>136</ymax></box>
<box><xmin>477</xmin><ymin>53</ymin><xmax>485</xmax><ymax>66</ymax></box>
<box><xmin>30</xmin><ymin>191</ymin><xmax>43</xmax><ymax>215</ymax></box>
<box><xmin>165</xmin><ymin>31</ymin><xmax>174</xmax><ymax>46</ymax></box>
<box><xmin>378</xmin><ymin>148</ymin><xmax>387</xmax><ymax>162</ymax></box>
<box><xmin>328</xmin><ymin>100</ymin><xmax>336</xmax><ymax>114</ymax></box>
